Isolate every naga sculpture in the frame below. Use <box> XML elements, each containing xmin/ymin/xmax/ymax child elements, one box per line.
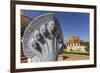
<box><xmin>22</xmin><ymin>13</ymin><xmax>64</xmax><ymax>62</ymax></box>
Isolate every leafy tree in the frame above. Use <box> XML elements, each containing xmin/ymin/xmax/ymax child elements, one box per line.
<box><xmin>80</xmin><ymin>40</ymin><xmax>89</xmax><ymax>52</ymax></box>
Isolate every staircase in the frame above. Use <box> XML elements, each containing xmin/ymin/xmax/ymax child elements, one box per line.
<box><xmin>21</xmin><ymin>48</ymin><xmax>28</xmax><ymax>63</ymax></box>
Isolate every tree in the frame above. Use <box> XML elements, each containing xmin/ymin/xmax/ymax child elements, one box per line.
<box><xmin>80</xmin><ymin>40</ymin><xmax>89</xmax><ymax>52</ymax></box>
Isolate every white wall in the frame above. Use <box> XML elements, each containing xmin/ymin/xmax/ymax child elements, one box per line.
<box><xmin>0</xmin><ymin>0</ymin><xmax>100</xmax><ymax>73</ymax></box>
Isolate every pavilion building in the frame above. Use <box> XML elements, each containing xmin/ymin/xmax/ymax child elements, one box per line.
<box><xmin>65</xmin><ymin>36</ymin><xmax>88</xmax><ymax>53</ymax></box>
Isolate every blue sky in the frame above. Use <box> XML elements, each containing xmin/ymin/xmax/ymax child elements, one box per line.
<box><xmin>23</xmin><ymin>10</ymin><xmax>89</xmax><ymax>43</ymax></box>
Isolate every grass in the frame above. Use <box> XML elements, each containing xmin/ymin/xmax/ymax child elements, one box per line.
<box><xmin>63</xmin><ymin>50</ymin><xmax>89</xmax><ymax>56</ymax></box>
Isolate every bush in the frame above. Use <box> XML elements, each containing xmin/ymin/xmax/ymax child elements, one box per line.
<box><xmin>63</xmin><ymin>50</ymin><xmax>89</xmax><ymax>55</ymax></box>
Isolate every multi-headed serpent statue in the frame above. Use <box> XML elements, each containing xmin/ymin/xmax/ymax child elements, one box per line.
<box><xmin>22</xmin><ymin>13</ymin><xmax>64</xmax><ymax>62</ymax></box>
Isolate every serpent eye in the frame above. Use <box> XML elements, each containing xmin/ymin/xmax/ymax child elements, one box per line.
<box><xmin>32</xmin><ymin>43</ymin><xmax>37</xmax><ymax>48</ymax></box>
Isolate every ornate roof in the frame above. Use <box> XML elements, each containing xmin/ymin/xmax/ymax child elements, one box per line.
<box><xmin>68</xmin><ymin>36</ymin><xmax>80</xmax><ymax>43</ymax></box>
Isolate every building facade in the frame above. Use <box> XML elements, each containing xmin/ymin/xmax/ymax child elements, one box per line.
<box><xmin>65</xmin><ymin>36</ymin><xmax>88</xmax><ymax>53</ymax></box>
<box><xmin>21</xmin><ymin>10</ymin><xmax>31</xmax><ymax>63</ymax></box>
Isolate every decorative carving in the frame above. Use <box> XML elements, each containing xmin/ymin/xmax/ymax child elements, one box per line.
<box><xmin>22</xmin><ymin>13</ymin><xmax>64</xmax><ymax>62</ymax></box>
